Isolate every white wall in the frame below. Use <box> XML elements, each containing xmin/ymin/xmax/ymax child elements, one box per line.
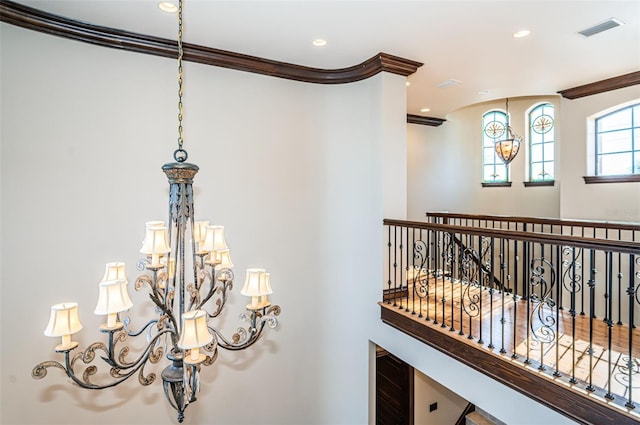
<box><xmin>414</xmin><ymin>370</ymin><xmax>468</xmax><ymax>425</ymax></box>
<box><xmin>408</xmin><ymin>89</ymin><xmax>640</xmax><ymax>223</ymax></box>
<box><xmin>1</xmin><ymin>21</ymin><xmax>573</xmax><ymax>425</ymax></box>
<box><xmin>0</xmin><ymin>23</ymin><xmax>381</xmax><ymax>425</ymax></box>
<box><xmin>408</xmin><ymin>96</ymin><xmax>562</xmax><ymax>221</ymax></box>
<box><xmin>559</xmin><ymin>84</ymin><xmax>640</xmax><ymax>222</ymax></box>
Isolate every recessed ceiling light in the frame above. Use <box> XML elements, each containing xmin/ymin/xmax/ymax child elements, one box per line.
<box><xmin>513</xmin><ymin>30</ymin><xmax>531</xmax><ymax>38</ymax></box>
<box><xmin>420</xmin><ymin>108</ymin><xmax>430</xmax><ymax>113</ymax></box>
<box><xmin>158</xmin><ymin>2</ymin><xmax>178</xmax><ymax>13</ymax></box>
<box><xmin>313</xmin><ymin>39</ymin><xmax>327</xmax><ymax>47</ymax></box>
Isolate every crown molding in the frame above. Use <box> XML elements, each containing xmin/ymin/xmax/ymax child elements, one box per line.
<box><xmin>0</xmin><ymin>0</ymin><xmax>422</xmax><ymax>84</ymax></box>
<box><xmin>558</xmin><ymin>71</ymin><xmax>640</xmax><ymax>99</ymax></box>
<box><xmin>406</xmin><ymin>114</ymin><xmax>446</xmax><ymax>127</ymax></box>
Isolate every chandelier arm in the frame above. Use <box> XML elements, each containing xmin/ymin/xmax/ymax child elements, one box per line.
<box><xmin>198</xmin><ymin>278</ymin><xmax>232</xmax><ymax>316</ymax></box>
<box><xmin>148</xmin><ymin>292</ymin><xmax>180</xmax><ymax>347</ymax></box>
<box><xmin>135</xmin><ymin>271</ymin><xmax>166</xmax><ymax>306</ymax></box>
<box><xmin>207</xmin><ymin>305</ymin><xmax>280</xmax><ymax>351</ymax></box>
<box><xmin>102</xmin><ymin>327</ymin><xmax>169</xmax><ymax>370</ymax></box>
<box><xmin>32</xmin><ymin>329</ymin><xmax>175</xmax><ymax>390</ymax></box>
<box><xmin>192</xmin><ymin>267</ymin><xmax>214</xmax><ymax>310</ymax></box>
<box><xmin>123</xmin><ymin>317</ymin><xmax>159</xmax><ymax>337</ymax></box>
<box><xmin>186</xmin><ymin>269</ymin><xmax>206</xmax><ymax>311</ymax></box>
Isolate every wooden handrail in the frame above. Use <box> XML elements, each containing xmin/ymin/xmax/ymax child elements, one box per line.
<box><xmin>425</xmin><ymin>212</ymin><xmax>640</xmax><ymax>232</ymax></box>
<box><xmin>384</xmin><ymin>219</ymin><xmax>640</xmax><ymax>255</ymax></box>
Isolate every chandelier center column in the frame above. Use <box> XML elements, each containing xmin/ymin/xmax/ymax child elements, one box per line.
<box><xmin>162</xmin><ymin>162</ymin><xmax>199</xmax><ymax>334</ymax></box>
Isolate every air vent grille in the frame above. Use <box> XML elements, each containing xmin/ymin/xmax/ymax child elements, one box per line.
<box><xmin>436</xmin><ymin>79</ymin><xmax>462</xmax><ymax>88</ymax></box>
<box><xmin>579</xmin><ymin>18</ymin><xmax>624</xmax><ymax>37</ymax></box>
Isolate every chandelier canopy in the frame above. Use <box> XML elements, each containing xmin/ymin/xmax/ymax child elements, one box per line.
<box><xmin>31</xmin><ymin>1</ymin><xmax>281</xmax><ymax>422</ymax></box>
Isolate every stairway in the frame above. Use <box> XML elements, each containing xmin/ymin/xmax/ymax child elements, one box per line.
<box><xmin>466</xmin><ymin>408</ymin><xmax>506</xmax><ymax>425</ymax></box>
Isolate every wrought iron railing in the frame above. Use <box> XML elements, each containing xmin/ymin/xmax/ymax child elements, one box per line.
<box><xmin>383</xmin><ymin>218</ymin><xmax>640</xmax><ymax>419</ymax></box>
<box><xmin>427</xmin><ymin>212</ymin><xmax>640</xmax><ymax>325</ymax></box>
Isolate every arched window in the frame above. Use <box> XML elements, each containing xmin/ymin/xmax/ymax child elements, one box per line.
<box><xmin>482</xmin><ymin>110</ymin><xmax>509</xmax><ymax>183</ymax></box>
<box><xmin>528</xmin><ymin>103</ymin><xmax>555</xmax><ymax>182</ymax></box>
<box><xmin>595</xmin><ymin>102</ymin><xmax>640</xmax><ymax>176</ymax></box>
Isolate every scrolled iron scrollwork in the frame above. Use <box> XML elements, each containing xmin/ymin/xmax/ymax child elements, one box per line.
<box><xmin>561</xmin><ymin>246</ymin><xmax>583</xmax><ymax>294</ymax></box>
<box><xmin>614</xmin><ymin>356</ymin><xmax>640</xmax><ymax>388</ymax></box>
<box><xmin>529</xmin><ymin>257</ymin><xmax>557</xmax><ymax>344</ymax></box>
<box><xmin>460</xmin><ymin>247</ymin><xmax>481</xmax><ymax>319</ymax></box>
<box><xmin>412</xmin><ymin>240</ymin><xmax>429</xmax><ymax>299</ymax></box>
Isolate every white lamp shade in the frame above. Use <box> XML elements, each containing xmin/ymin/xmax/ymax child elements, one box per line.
<box><xmin>140</xmin><ymin>221</ymin><xmax>171</xmax><ymax>255</ymax></box>
<box><xmin>200</xmin><ymin>225</ymin><xmax>228</xmax><ymax>252</ymax></box>
<box><xmin>178</xmin><ymin>310</ymin><xmax>213</xmax><ymax>349</ymax></box>
<box><xmin>259</xmin><ymin>272</ymin><xmax>273</xmax><ymax>295</ymax></box>
<box><xmin>215</xmin><ymin>249</ymin><xmax>234</xmax><ymax>269</ymax></box>
<box><xmin>193</xmin><ymin>221</ymin><xmax>209</xmax><ymax>244</ymax></box>
<box><xmin>241</xmin><ymin>268</ymin><xmax>266</xmax><ymax>296</ymax></box>
<box><xmin>94</xmin><ymin>279</ymin><xmax>134</xmax><ymax>315</ymax></box>
<box><xmin>101</xmin><ymin>262</ymin><xmax>127</xmax><ymax>283</ymax></box>
<box><xmin>44</xmin><ymin>302</ymin><xmax>83</xmax><ymax>337</ymax></box>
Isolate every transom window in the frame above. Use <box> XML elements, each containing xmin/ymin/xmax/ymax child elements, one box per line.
<box><xmin>595</xmin><ymin>103</ymin><xmax>640</xmax><ymax>176</ymax></box>
<box><xmin>482</xmin><ymin>110</ymin><xmax>509</xmax><ymax>182</ymax></box>
<box><xmin>528</xmin><ymin>103</ymin><xmax>555</xmax><ymax>181</ymax></box>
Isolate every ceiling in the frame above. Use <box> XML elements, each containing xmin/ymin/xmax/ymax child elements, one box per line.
<box><xmin>13</xmin><ymin>0</ymin><xmax>640</xmax><ymax>119</ymax></box>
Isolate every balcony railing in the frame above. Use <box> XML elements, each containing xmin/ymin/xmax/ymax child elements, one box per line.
<box><xmin>381</xmin><ymin>217</ymin><xmax>640</xmax><ymax>425</ymax></box>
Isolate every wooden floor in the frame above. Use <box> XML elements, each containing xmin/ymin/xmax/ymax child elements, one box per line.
<box><xmin>383</xmin><ymin>276</ymin><xmax>640</xmax><ymax>411</ymax></box>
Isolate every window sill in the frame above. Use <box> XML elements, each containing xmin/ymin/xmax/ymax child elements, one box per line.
<box><xmin>583</xmin><ymin>175</ymin><xmax>640</xmax><ymax>184</ymax></box>
<box><xmin>482</xmin><ymin>182</ymin><xmax>512</xmax><ymax>188</ymax></box>
<box><xmin>524</xmin><ymin>180</ymin><xmax>555</xmax><ymax>187</ymax></box>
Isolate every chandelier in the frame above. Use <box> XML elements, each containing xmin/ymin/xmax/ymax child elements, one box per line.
<box><xmin>494</xmin><ymin>98</ymin><xmax>522</xmax><ymax>164</ymax></box>
<box><xmin>31</xmin><ymin>1</ymin><xmax>280</xmax><ymax>422</ymax></box>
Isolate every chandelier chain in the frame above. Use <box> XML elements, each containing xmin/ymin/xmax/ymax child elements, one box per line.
<box><xmin>175</xmin><ymin>0</ymin><xmax>187</xmax><ymax>163</ymax></box>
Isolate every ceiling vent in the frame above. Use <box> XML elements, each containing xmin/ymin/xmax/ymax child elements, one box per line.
<box><xmin>579</xmin><ymin>18</ymin><xmax>624</xmax><ymax>37</ymax></box>
<box><xmin>436</xmin><ymin>79</ymin><xmax>462</xmax><ymax>88</ymax></box>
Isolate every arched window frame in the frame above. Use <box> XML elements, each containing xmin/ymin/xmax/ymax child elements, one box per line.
<box><xmin>527</xmin><ymin>103</ymin><xmax>555</xmax><ymax>183</ymax></box>
<box><xmin>482</xmin><ymin>110</ymin><xmax>510</xmax><ymax>185</ymax></box>
<box><xmin>594</xmin><ymin>102</ymin><xmax>640</xmax><ymax>176</ymax></box>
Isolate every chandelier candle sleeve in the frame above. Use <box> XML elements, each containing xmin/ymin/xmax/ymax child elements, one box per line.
<box><xmin>44</xmin><ymin>302</ymin><xmax>83</xmax><ymax>350</ymax></box>
<box><xmin>140</xmin><ymin>221</ymin><xmax>171</xmax><ymax>267</ymax></box>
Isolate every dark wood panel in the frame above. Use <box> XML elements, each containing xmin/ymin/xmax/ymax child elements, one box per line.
<box><xmin>381</xmin><ymin>306</ymin><xmax>639</xmax><ymax>425</ymax></box>
<box><xmin>558</xmin><ymin>71</ymin><xmax>640</xmax><ymax>99</ymax></box>
<box><xmin>0</xmin><ymin>0</ymin><xmax>422</xmax><ymax>84</ymax></box>
<box><xmin>377</xmin><ymin>351</ymin><xmax>414</xmax><ymax>425</ymax></box>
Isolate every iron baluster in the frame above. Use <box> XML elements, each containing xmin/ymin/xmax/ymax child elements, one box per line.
<box><xmin>387</xmin><ymin>225</ymin><xmax>392</xmax><ymax>304</ymax></box>
<box><xmin>488</xmin><ymin>237</ymin><xmax>495</xmax><ymax>350</ymax></box>
<box><xmin>586</xmin><ymin>250</ymin><xmax>596</xmax><ymax>392</ymax></box>
<box><xmin>399</xmin><ymin>226</ymin><xmax>404</xmax><ymax>310</ymax></box>
<box><xmin>605</xmin><ymin>251</ymin><xmax>615</xmax><ymax>400</ymax></box>
<box><xmin>624</xmin><ymin>254</ymin><xmax>636</xmax><ymax>409</ymax></box>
